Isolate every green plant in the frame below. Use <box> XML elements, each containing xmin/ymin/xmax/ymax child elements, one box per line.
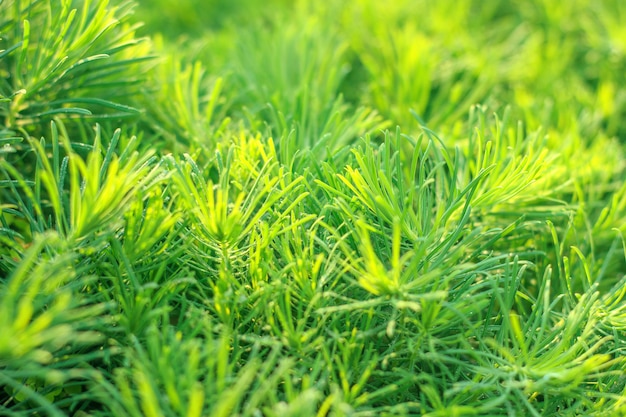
<box><xmin>1</xmin><ymin>0</ymin><xmax>625</xmax><ymax>416</ymax></box>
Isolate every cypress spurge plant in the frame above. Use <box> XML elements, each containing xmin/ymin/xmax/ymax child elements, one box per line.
<box><xmin>1</xmin><ymin>0</ymin><xmax>625</xmax><ymax>416</ymax></box>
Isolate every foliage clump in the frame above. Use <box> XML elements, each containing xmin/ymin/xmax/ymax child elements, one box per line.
<box><xmin>1</xmin><ymin>0</ymin><xmax>625</xmax><ymax>416</ymax></box>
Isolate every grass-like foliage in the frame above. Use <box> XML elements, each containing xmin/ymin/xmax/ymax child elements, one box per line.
<box><xmin>1</xmin><ymin>0</ymin><xmax>625</xmax><ymax>416</ymax></box>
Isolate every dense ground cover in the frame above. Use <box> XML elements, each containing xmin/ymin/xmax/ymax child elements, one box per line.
<box><xmin>1</xmin><ymin>0</ymin><xmax>625</xmax><ymax>415</ymax></box>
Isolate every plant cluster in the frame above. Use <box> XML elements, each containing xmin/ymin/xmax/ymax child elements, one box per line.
<box><xmin>1</xmin><ymin>0</ymin><xmax>625</xmax><ymax>416</ymax></box>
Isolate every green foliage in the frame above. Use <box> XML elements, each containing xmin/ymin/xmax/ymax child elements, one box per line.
<box><xmin>1</xmin><ymin>0</ymin><xmax>625</xmax><ymax>416</ymax></box>
<box><xmin>0</xmin><ymin>0</ymin><xmax>151</xmax><ymax>135</ymax></box>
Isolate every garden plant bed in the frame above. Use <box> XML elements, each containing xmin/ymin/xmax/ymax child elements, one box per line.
<box><xmin>1</xmin><ymin>0</ymin><xmax>625</xmax><ymax>416</ymax></box>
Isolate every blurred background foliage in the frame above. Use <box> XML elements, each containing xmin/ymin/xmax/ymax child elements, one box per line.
<box><xmin>133</xmin><ymin>0</ymin><xmax>626</xmax><ymax>138</ymax></box>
